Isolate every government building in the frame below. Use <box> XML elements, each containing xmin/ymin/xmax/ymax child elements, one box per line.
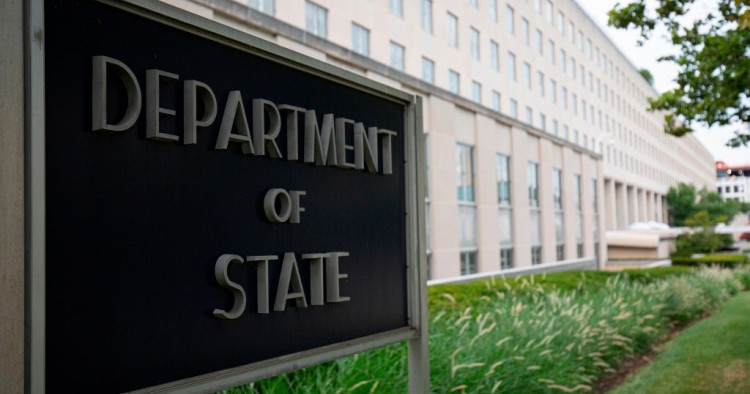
<box><xmin>165</xmin><ymin>0</ymin><xmax>716</xmax><ymax>279</ymax></box>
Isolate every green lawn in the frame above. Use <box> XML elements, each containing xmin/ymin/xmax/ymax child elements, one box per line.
<box><xmin>610</xmin><ymin>292</ymin><xmax>750</xmax><ymax>394</ymax></box>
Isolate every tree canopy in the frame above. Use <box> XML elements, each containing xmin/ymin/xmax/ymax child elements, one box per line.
<box><xmin>608</xmin><ymin>0</ymin><xmax>750</xmax><ymax>147</ymax></box>
<box><xmin>666</xmin><ymin>182</ymin><xmax>739</xmax><ymax>226</ymax></box>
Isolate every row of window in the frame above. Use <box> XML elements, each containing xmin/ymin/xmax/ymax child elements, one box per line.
<box><xmin>452</xmin><ymin>143</ymin><xmax>597</xmax><ymax>274</ymax></box>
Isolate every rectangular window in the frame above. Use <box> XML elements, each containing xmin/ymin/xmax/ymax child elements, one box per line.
<box><xmin>528</xmin><ymin>161</ymin><xmax>539</xmax><ymax>207</ymax></box>
<box><xmin>560</xmin><ymin>49</ymin><xmax>566</xmax><ymax>74</ymax></box>
<box><xmin>489</xmin><ymin>0</ymin><xmax>498</xmax><ymax>21</ymax></box>
<box><xmin>568</xmin><ymin>21</ymin><xmax>574</xmax><ymax>43</ymax></box>
<box><xmin>552</xmin><ymin>119</ymin><xmax>559</xmax><ymax>135</ymax></box>
<box><xmin>509</xmin><ymin>99</ymin><xmax>518</xmax><ymax>118</ymax></box>
<box><xmin>577</xmin><ymin>30</ymin><xmax>583</xmax><ymax>50</ymax></box>
<box><xmin>539</xmin><ymin>113</ymin><xmax>546</xmax><ymax>131</ymax></box>
<box><xmin>525</xmin><ymin>106</ymin><xmax>533</xmax><ymax>125</ymax></box>
<box><xmin>572</xmin><ymin>93</ymin><xmax>577</xmax><ymax>114</ymax></box>
<box><xmin>586</xmin><ymin>38</ymin><xmax>592</xmax><ymax>59</ymax></box>
<box><xmin>570</xmin><ymin>57</ymin><xmax>576</xmax><ymax>79</ymax></box>
<box><xmin>249</xmin><ymin>0</ymin><xmax>275</xmax><ymax>15</ymax></box>
<box><xmin>563</xmin><ymin>125</ymin><xmax>569</xmax><ymax>139</ymax></box>
<box><xmin>553</xmin><ymin>168</ymin><xmax>563</xmax><ymax>210</ymax></box>
<box><xmin>553</xmin><ymin>168</ymin><xmax>564</xmax><ymax>260</ymax></box>
<box><xmin>522</xmin><ymin>62</ymin><xmax>531</xmax><ymax>89</ymax></box>
<box><xmin>460</xmin><ymin>251</ymin><xmax>478</xmax><ymax>275</ymax></box>
<box><xmin>508</xmin><ymin>52</ymin><xmax>517</xmax><ymax>81</ymax></box>
<box><xmin>470</xmin><ymin>27</ymin><xmax>480</xmax><ymax>60</ymax></box>
<box><xmin>490</xmin><ymin>40</ymin><xmax>500</xmax><ymax>71</ymax></box>
<box><xmin>574</xmin><ymin>174</ymin><xmax>583</xmax><ymax>258</ymax></box>
<box><xmin>305</xmin><ymin>1</ymin><xmax>328</xmax><ymax>38</ymax></box>
<box><xmin>538</xmin><ymin>71</ymin><xmax>545</xmax><ymax>97</ymax></box>
<box><xmin>472</xmin><ymin>81</ymin><xmax>482</xmax><ymax>103</ymax></box>
<box><xmin>545</xmin><ymin>0</ymin><xmax>553</xmax><ymax>23</ymax></box>
<box><xmin>557</xmin><ymin>11</ymin><xmax>564</xmax><ymax>33</ymax></box>
<box><xmin>550</xmin><ymin>79</ymin><xmax>557</xmax><ymax>103</ymax></box>
<box><xmin>506</xmin><ymin>5</ymin><xmax>515</xmax><ymax>34</ymax></box>
<box><xmin>498</xmin><ymin>153</ymin><xmax>513</xmax><ymax>269</ymax></box>
<box><xmin>580</xmin><ymin>65</ymin><xmax>585</xmax><ymax>87</ymax></box>
<box><xmin>389</xmin><ymin>0</ymin><xmax>403</xmax><ymax>17</ymax></box>
<box><xmin>492</xmin><ymin>90</ymin><xmax>501</xmax><ymax>111</ymax></box>
<box><xmin>534</xmin><ymin>0</ymin><xmax>541</xmax><ymax>13</ymax></box>
<box><xmin>389</xmin><ymin>41</ymin><xmax>405</xmax><ymax>71</ymax></box>
<box><xmin>496</xmin><ymin>153</ymin><xmax>511</xmax><ymax>205</ymax></box>
<box><xmin>548</xmin><ymin>40</ymin><xmax>556</xmax><ymax>64</ymax></box>
<box><xmin>456</xmin><ymin>144</ymin><xmax>475</xmax><ymax>202</ymax></box>
<box><xmin>449</xmin><ymin>69</ymin><xmax>460</xmax><ymax>94</ymax></box>
<box><xmin>447</xmin><ymin>12</ymin><xmax>459</xmax><ymax>48</ymax></box>
<box><xmin>521</xmin><ymin>18</ymin><xmax>529</xmax><ymax>45</ymax></box>
<box><xmin>535</xmin><ymin>29</ymin><xmax>543</xmax><ymax>55</ymax></box>
<box><xmin>421</xmin><ymin>0</ymin><xmax>433</xmax><ymax>33</ymax></box>
<box><xmin>422</xmin><ymin>57</ymin><xmax>435</xmax><ymax>83</ymax></box>
<box><xmin>351</xmin><ymin>23</ymin><xmax>370</xmax><ymax>56</ymax></box>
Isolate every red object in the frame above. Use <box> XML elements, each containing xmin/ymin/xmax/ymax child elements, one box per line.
<box><xmin>740</xmin><ymin>233</ymin><xmax>750</xmax><ymax>241</ymax></box>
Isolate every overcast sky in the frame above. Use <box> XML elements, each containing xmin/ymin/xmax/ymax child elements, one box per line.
<box><xmin>576</xmin><ymin>0</ymin><xmax>750</xmax><ymax>166</ymax></box>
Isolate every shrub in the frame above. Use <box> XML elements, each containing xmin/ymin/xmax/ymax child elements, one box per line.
<box><xmin>676</xmin><ymin>232</ymin><xmax>733</xmax><ymax>254</ymax></box>
<box><xmin>671</xmin><ymin>253</ymin><xmax>749</xmax><ymax>268</ymax></box>
<box><xmin>733</xmin><ymin>268</ymin><xmax>750</xmax><ymax>290</ymax></box>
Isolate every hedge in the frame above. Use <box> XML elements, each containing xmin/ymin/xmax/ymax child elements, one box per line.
<box><xmin>671</xmin><ymin>253</ymin><xmax>749</xmax><ymax>268</ymax></box>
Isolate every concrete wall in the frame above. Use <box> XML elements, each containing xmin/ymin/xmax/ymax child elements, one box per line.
<box><xmin>0</xmin><ymin>0</ymin><xmax>25</xmax><ymax>392</ymax></box>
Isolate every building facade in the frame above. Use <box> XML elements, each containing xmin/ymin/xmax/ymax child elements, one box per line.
<box><xmin>164</xmin><ymin>0</ymin><xmax>716</xmax><ymax>279</ymax></box>
<box><xmin>717</xmin><ymin>161</ymin><xmax>750</xmax><ymax>202</ymax></box>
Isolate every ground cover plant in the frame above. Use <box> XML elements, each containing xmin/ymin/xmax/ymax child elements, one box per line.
<box><xmin>218</xmin><ymin>267</ymin><xmax>748</xmax><ymax>394</ymax></box>
<box><xmin>611</xmin><ymin>291</ymin><xmax>750</xmax><ymax>394</ymax></box>
<box><xmin>670</xmin><ymin>253</ymin><xmax>749</xmax><ymax>268</ymax></box>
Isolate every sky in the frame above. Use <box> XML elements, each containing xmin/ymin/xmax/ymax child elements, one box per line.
<box><xmin>576</xmin><ymin>0</ymin><xmax>750</xmax><ymax>166</ymax></box>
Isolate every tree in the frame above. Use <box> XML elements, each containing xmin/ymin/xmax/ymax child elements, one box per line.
<box><xmin>677</xmin><ymin>210</ymin><xmax>733</xmax><ymax>253</ymax></box>
<box><xmin>608</xmin><ymin>1</ymin><xmax>750</xmax><ymax>147</ymax></box>
<box><xmin>666</xmin><ymin>183</ymin><xmax>738</xmax><ymax>226</ymax></box>
<box><xmin>639</xmin><ymin>68</ymin><xmax>654</xmax><ymax>86</ymax></box>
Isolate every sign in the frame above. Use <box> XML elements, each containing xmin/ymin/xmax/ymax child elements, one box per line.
<box><xmin>33</xmin><ymin>0</ymin><xmax>424</xmax><ymax>392</ymax></box>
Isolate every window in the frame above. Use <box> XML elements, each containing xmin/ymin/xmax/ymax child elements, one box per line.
<box><xmin>508</xmin><ymin>52</ymin><xmax>517</xmax><ymax>81</ymax></box>
<box><xmin>573</xmin><ymin>129</ymin><xmax>579</xmax><ymax>143</ymax></box>
<box><xmin>521</xmin><ymin>18</ymin><xmax>530</xmax><ymax>45</ymax></box>
<box><xmin>539</xmin><ymin>113</ymin><xmax>546</xmax><ymax>131</ymax></box>
<box><xmin>570</xmin><ymin>57</ymin><xmax>576</xmax><ymax>79</ymax></box>
<box><xmin>389</xmin><ymin>41</ymin><xmax>405</xmax><ymax>71</ymax></box>
<box><xmin>489</xmin><ymin>0</ymin><xmax>498</xmax><ymax>21</ymax></box>
<box><xmin>421</xmin><ymin>0</ymin><xmax>433</xmax><ymax>33</ymax></box>
<box><xmin>505</xmin><ymin>5</ymin><xmax>515</xmax><ymax>34</ymax></box>
<box><xmin>470</xmin><ymin>0</ymin><xmax>478</xmax><ymax>7</ymax></box>
<box><xmin>552</xmin><ymin>119</ymin><xmax>559</xmax><ymax>135</ymax></box>
<box><xmin>535</xmin><ymin>29</ymin><xmax>543</xmax><ymax>55</ymax></box>
<box><xmin>470</xmin><ymin>27</ymin><xmax>480</xmax><ymax>60</ymax></box>
<box><xmin>560</xmin><ymin>49</ymin><xmax>566</xmax><ymax>73</ymax></box>
<box><xmin>586</xmin><ymin>38</ymin><xmax>592</xmax><ymax>59</ymax></box>
<box><xmin>525</xmin><ymin>106</ymin><xmax>533</xmax><ymax>124</ymax></box>
<box><xmin>577</xmin><ymin>30</ymin><xmax>583</xmax><ymax>50</ymax></box>
<box><xmin>509</xmin><ymin>99</ymin><xmax>518</xmax><ymax>118</ymax></box>
<box><xmin>553</xmin><ymin>168</ymin><xmax>564</xmax><ymax>261</ymax></box>
<box><xmin>472</xmin><ymin>81</ymin><xmax>482</xmax><ymax>103</ymax></box>
<box><xmin>550</xmin><ymin>79</ymin><xmax>557</xmax><ymax>103</ymax></box>
<box><xmin>422</xmin><ymin>57</ymin><xmax>435</xmax><ymax>83</ymax></box>
<box><xmin>458</xmin><ymin>144</ymin><xmax>478</xmax><ymax>274</ymax></box>
<box><xmin>449</xmin><ymin>69</ymin><xmax>460</xmax><ymax>94</ymax></box>
<box><xmin>248</xmin><ymin>0</ymin><xmax>274</xmax><ymax>15</ymax></box>
<box><xmin>548</xmin><ymin>40</ymin><xmax>556</xmax><ymax>64</ymax></box>
<box><xmin>490</xmin><ymin>40</ymin><xmax>500</xmax><ymax>71</ymax></box>
<box><xmin>456</xmin><ymin>144</ymin><xmax>475</xmax><ymax>202</ymax></box>
<box><xmin>447</xmin><ymin>12</ymin><xmax>459</xmax><ymax>48</ymax></box>
<box><xmin>563</xmin><ymin>125</ymin><xmax>569</xmax><ymax>139</ymax></box>
<box><xmin>522</xmin><ymin>62</ymin><xmax>531</xmax><ymax>89</ymax></box>
<box><xmin>534</xmin><ymin>0</ymin><xmax>541</xmax><ymax>13</ymax></box>
<box><xmin>545</xmin><ymin>0</ymin><xmax>553</xmax><ymax>23</ymax></box>
<box><xmin>572</xmin><ymin>93</ymin><xmax>578</xmax><ymax>114</ymax></box>
<box><xmin>561</xmin><ymin>86</ymin><xmax>568</xmax><ymax>109</ymax></box>
<box><xmin>567</xmin><ymin>21</ymin><xmax>574</xmax><ymax>43</ymax></box>
<box><xmin>351</xmin><ymin>23</ymin><xmax>370</xmax><ymax>56</ymax></box>
<box><xmin>497</xmin><ymin>154</ymin><xmax>513</xmax><ymax>269</ymax></box>
<box><xmin>580</xmin><ymin>65</ymin><xmax>585</xmax><ymax>87</ymax></box>
<box><xmin>529</xmin><ymin>161</ymin><xmax>541</xmax><ymax>265</ymax></box>
<box><xmin>557</xmin><ymin>11</ymin><xmax>564</xmax><ymax>33</ymax></box>
<box><xmin>537</xmin><ymin>71</ymin><xmax>545</xmax><ymax>97</ymax></box>
<box><xmin>305</xmin><ymin>1</ymin><xmax>327</xmax><ymax>38</ymax></box>
<box><xmin>389</xmin><ymin>0</ymin><xmax>403</xmax><ymax>17</ymax></box>
<box><xmin>574</xmin><ymin>174</ymin><xmax>583</xmax><ymax>258</ymax></box>
<box><xmin>492</xmin><ymin>90</ymin><xmax>501</xmax><ymax>111</ymax></box>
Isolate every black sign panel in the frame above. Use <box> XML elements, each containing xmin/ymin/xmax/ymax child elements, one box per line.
<box><xmin>44</xmin><ymin>1</ymin><xmax>410</xmax><ymax>392</ymax></box>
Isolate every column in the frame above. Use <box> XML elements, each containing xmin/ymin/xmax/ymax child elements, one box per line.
<box><xmin>605</xmin><ymin>179</ymin><xmax>617</xmax><ymax>231</ymax></box>
<box><xmin>616</xmin><ymin>182</ymin><xmax>629</xmax><ymax>230</ymax></box>
<box><xmin>629</xmin><ymin>186</ymin><xmax>638</xmax><ymax>225</ymax></box>
<box><xmin>655</xmin><ymin>193</ymin><xmax>663</xmax><ymax>223</ymax></box>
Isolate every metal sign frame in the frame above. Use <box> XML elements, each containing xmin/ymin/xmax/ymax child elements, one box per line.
<box><xmin>25</xmin><ymin>0</ymin><xmax>427</xmax><ymax>392</ymax></box>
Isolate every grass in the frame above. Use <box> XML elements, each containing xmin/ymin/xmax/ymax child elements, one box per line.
<box><xmin>610</xmin><ymin>292</ymin><xmax>750</xmax><ymax>394</ymax></box>
<box><xmin>217</xmin><ymin>267</ymin><xmax>746</xmax><ymax>394</ymax></box>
